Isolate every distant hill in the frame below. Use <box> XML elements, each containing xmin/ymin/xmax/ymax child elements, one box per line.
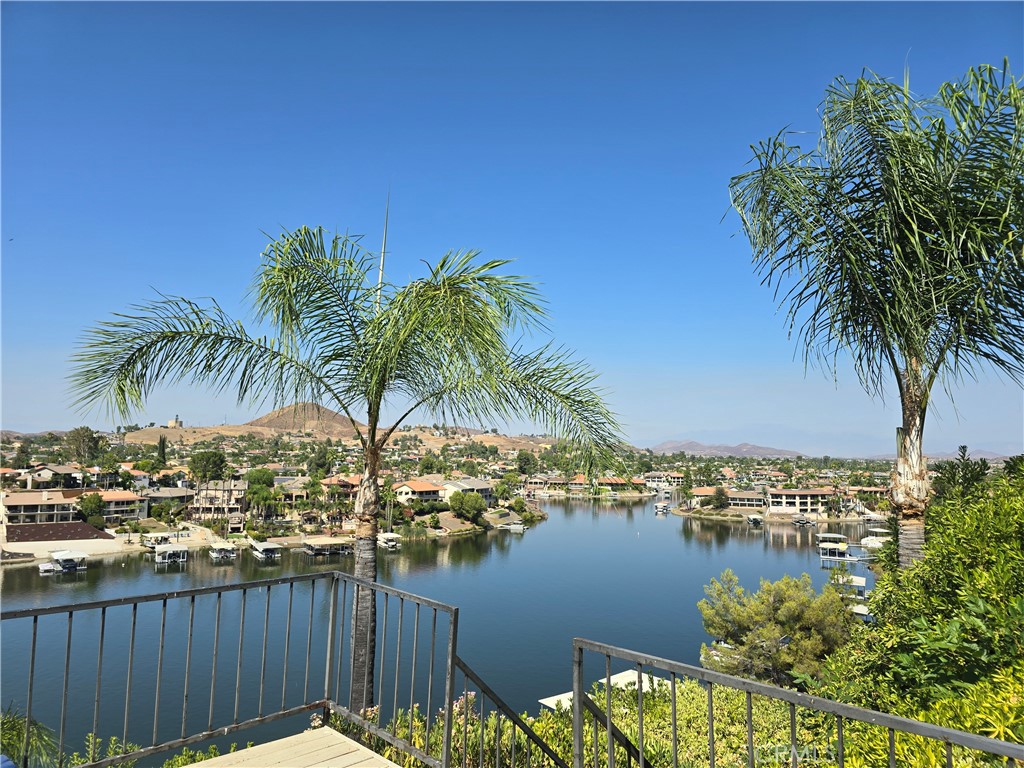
<box><xmin>246</xmin><ymin>403</ymin><xmax>365</xmax><ymax>439</ymax></box>
<box><xmin>871</xmin><ymin>449</ymin><xmax>1011</xmax><ymax>462</ymax></box>
<box><xmin>649</xmin><ymin>440</ymin><xmax>804</xmax><ymax>458</ymax></box>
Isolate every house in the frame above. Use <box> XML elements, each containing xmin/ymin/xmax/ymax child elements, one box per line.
<box><xmin>20</xmin><ymin>464</ymin><xmax>84</xmax><ymax>489</ymax></box>
<box><xmin>1</xmin><ymin>489</ymin><xmax>83</xmax><ymax>524</ymax></box>
<box><xmin>568</xmin><ymin>474</ymin><xmax>590</xmax><ymax>494</ymax></box>
<box><xmin>595</xmin><ymin>477</ymin><xmax>635</xmax><ymax>492</ymax></box>
<box><xmin>190</xmin><ymin>480</ymin><xmax>248</xmax><ymax>520</ymax></box>
<box><xmin>94</xmin><ymin>489</ymin><xmax>149</xmax><ymax>524</ymax></box>
<box><xmin>322</xmin><ymin>474</ymin><xmax>362</xmax><ymax>501</ymax></box>
<box><xmin>766</xmin><ymin>488</ymin><xmax>836</xmax><ymax>516</ymax></box>
<box><xmin>392</xmin><ymin>480</ymin><xmax>443</xmax><ymax>505</ymax></box>
<box><xmin>440</xmin><ymin>479</ymin><xmax>495</xmax><ymax>507</ymax></box>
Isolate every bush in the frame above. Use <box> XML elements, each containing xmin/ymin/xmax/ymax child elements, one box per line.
<box><xmin>86</xmin><ymin>515</ymin><xmax>107</xmax><ymax>530</ymax></box>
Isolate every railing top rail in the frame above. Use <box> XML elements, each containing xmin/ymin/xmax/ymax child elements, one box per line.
<box><xmin>573</xmin><ymin>637</ymin><xmax>1024</xmax><ymax>760</ymax></box>
<box><xmin>0</xmin><ymin>569</ymin><xmax>458</xmax><ymax>621</ymax></box>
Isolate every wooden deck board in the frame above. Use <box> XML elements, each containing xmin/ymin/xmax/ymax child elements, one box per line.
<box><xmin>197</xmin><ymin>727</ymin><xmax>404</xmax><ymax>768</ymax></box>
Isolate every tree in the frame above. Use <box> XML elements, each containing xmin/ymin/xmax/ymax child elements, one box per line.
<box><xmin>12</xmin><ymin>441</ymin><xmax>33</xmax><ymax>469</ymax></box>
<box><xmin>69</xmin><ymin>224</ymin><xmax>622</xmax><ymax>709</ymax></box>
<box><xmin>931</xmin><ymin>445</ymin><xmax>990</xmax><ymax>502</ymax></box>
<box><xmin>516</xmin><ymin>449</ymin><xmax>539</xmax><ymax>476</ymax></box>
<box><xmin>63</xmin><ymin>425</ymin><xmax>104</xmax><ymax>464</ymax></box>
<box><xmin>156</xmin><ymin>434</ymin><xmax>168</xmax><ymax>466</ymax></box>
<box><xmin>699</xmin><ymin>569</ymin><xmax>854</xmax><ymax>688</ymax></box>
<box><xmin>730</xmin><ymin>63</ymin><xmax>1024</xmax><ymax>566</ymax></box>
<box><xmin>709</xmin><ymin>486</ymin><xmax>730</xmax><ymax>510</ymax></box>
<box><xmin>188</xmin><ymin>450</ymin><xmax>228</xmax><ymax>484</ymax></box>
<box><xmin>245</xmin><ymin>467</ymin><xmax>276</xmax><ymax>488</ymax></box>
<box><xmin>79</xmin><ymin>491</ymin><xmax>106</xmax><ymax>520</ymax></box>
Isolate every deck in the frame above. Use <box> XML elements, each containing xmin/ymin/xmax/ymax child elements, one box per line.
<box><xmin>199</xmin><ymin>727</ymin><xmax>404</xmax><ymax>768</ymax></box>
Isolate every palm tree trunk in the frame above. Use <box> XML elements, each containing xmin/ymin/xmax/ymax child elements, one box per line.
<box><xmin>349</xmin><ymin>451</ymin><xmax>380</xmax><ymax>712</ymax></box>
<box><xmin>891</xmin><ymin>396</ymin><xmax>929</xmax><ymax>567</ymax></box>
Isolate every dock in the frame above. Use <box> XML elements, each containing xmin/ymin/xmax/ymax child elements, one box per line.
<box><xmin>539</xmin><ymin>669</ymin><xmax>663</xmax><ymax>710</ymax></box>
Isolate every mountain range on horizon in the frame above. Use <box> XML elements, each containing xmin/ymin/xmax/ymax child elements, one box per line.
<box><xmin>1</xmin><ymin>402</ymin><xmax>1015</xmax><ymax>461</ymax></box>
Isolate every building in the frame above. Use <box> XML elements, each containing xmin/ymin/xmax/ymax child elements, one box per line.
<box><xmin>94</xmin><ymin>489</ymin><xmax>149</xmax><ymax>524</ymax></box>
<box><xmin>766</xmin><ymin>488</ymin><xmax>836</xmax><ymax>516</ymax></box>
<box><xmin>190</xmin><ymin>480</ymin><xmax>249</xmax><ymax>520</ymax></box>
<box><xmin>1</xmin><ymin>489</ymin><xmax>82</xmax><ymax>524</ymax></box>
<box><xmin>393</xmin><ymin>480</ymin><xmax>443</xmax><ymax>505</ymax></box>
<box><xmin>440</xmin><ymin>478</ymin><xmax>495</xmax><ymax>507</ymax></box>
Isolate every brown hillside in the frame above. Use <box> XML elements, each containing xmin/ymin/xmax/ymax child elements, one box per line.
<box><xmin>246</xmin><ymin>403</ymin><xmax>365</xmax><ymax>439</ymax></box>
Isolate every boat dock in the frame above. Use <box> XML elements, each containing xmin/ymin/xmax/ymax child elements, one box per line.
<box><xmin>538</xmin><ymin>669</ymin><xmax>664</xmax><ymax>710</ymax></box>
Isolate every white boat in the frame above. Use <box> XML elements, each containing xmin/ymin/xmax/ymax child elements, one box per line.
<box><xmin>792</xmin><ymin>516</ymin><xmax>816</xmax><ymax>527</ymax></box>
<box><xmin>835</xmin><ymin>574</ymin><xmax>869</xmax><ymax>600</ymax></box>
<box><xmin>39</xmin><ymin>550</ymin><xmax>88</xmax><ymax>575</ymax></box>
<box><xmin>654</xmin><ymin>502</ymin><xmax>669</xmax><ymax>515</ymax></box>
<box><xmin>818</xmin><ymin>541</ymin><xmax>850</xmax><ymax>560</ymax></box>
<box><xmin>862</xmin><ymin>512</ymin><xmax>889</xmax><ymax>523</ymax></box>
<box><xmin>377</xmin><ymin>532</ymin><xmax>402</xmax><ymax>550</ymax></box>
<box><xmin>498</xmin><ymin>522</ymin><xmax>527</xmax><ymax>533</ymax></box>
<box><xmin>141</xmin><ymin>533</ymin><xmax>172</xmax><ymax>550</ymax></box>
<box><xmin>209</xmin><ymin>544</ymin><xmax>237</xmax><ymax>562</ymax></box>
<box><xmin>154</xmin><ymin>543</ymin><xmax>188</xmax><ymax>565</ymax></box>
<box><xmin>251</xmin><ymin>541</ymin><xmax>283</xmax><ymax>562</ymax></box>
<box><xmin>746</xmin><ymin>514</ymin><xmax>764</xmax><ymax>526</ymax></box>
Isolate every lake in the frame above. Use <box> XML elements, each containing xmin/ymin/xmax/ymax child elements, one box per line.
<box><xmin>0</xmin><ymin>497</ymin><xmax>873</xmax><ymax>761</ymax></box>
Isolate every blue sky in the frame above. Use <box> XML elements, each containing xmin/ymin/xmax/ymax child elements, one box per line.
<box><xmin>2</xmin><ymin>1</ymin><xmax>1022</xmax><ymax>457</ymax></box>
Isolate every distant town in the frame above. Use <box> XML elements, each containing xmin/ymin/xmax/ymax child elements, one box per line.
<box><xmin>0</xmin><ymin>403</ymin><xmax>1010</xmax><ymax>558</ymax></box>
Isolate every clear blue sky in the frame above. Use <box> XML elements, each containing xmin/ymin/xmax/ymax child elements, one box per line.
<box><xmin>3</xmin><ymin>2</ymin><xmax>1022</xmax><ymax>457</ymax></box>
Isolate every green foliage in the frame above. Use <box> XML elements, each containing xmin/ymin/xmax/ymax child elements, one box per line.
<box><xmin>158</xmin><ymin>742</ymin><xmax>242</xmax><ymax>767</ymax></box>
<box><xmin>699</xmin><ymin>569</ymin><xmax>854</xmax><ymax>688</ymax></box>
<box><xmin>821</xmin><ymin>478</ymin><xmax>1024</xmax><ymax>712</ymax></box>
<box><xmin>428</xmin><ymin>512</ymin><xmax>441</xmax><ymax>529</ymax></box>
<box><xmin>78</xmin><ymin>492</ymin><xmax>105</xmax><ymax>517</ymax></box>
<box><xmin>1</xmin><ymin>702</ymin><xmax>57</xmax><ymax>768</ymax></box>
<box><xmin>188</xmin><ymin>450</ymin><xmax>228</xmax><ymax>483</ymax></box>
<box><xmin>67</xmin><ymin>733</ymin><xmax>139</xmax><ymax>768</ymax></box>
<box><xmin>86</xmin><ymin>514</ymin><xmax>107</xmax><ymax>530</ymax></box>
<box><xmin>245</xmin><ymin>468</ymin><xmax>275</xmax><ymax>487</ymax></box>
<box><xmin>709</xmin><ymin>487</ymin><xmax>730</xmax><ymax>510</ymax></box>
<box><xmin>63</xmin><ymin>426</ymin><xmax>105</xmax><ymax>465</ymax></box>
<box><xmin>931</xmin><ymin>445</ymin><xmax>990</xmax><ymax>502</ymax></box>
<box><xmin>730</xmin><ymin>63</ymin><xmax>1024</xmax><ymax>515</ymax></box>
<box><xmin>516</xmin><ymin>449</ymin><xmax>539</xmax><ymax>475</ymax></box>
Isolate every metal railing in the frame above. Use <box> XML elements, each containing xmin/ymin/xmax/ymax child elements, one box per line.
<box><xmin>1</xmin><ymin>571</ymin><xmax>460</xmax><ymax>768</ymax></box>
<box><xmin>571</xmin><ymin>638</ymin><xmax>1024</xmax><ymax>768</ymax></box>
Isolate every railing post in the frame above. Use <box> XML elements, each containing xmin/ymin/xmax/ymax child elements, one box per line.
<box><xmin>324</xmin><ymin>573</ymin><xmax>340</xmax><ymax>722</ymax></box>
<box><xmin>572</xmin><ymin>641</ymin><xmax>584</xmax><ymax>768</ymax></box>
<box><xmin>442</xmin><ymin>607</ymin><xmax>459</xmax><ymax>768</ymax></box>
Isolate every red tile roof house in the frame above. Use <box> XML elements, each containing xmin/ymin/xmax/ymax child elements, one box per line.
<box><xmin>392</xmin><ymin>480</ymin><xmax>443</xmax><ymax>505</ymax></box>
<box><xmin>93</xmin><ymin>489</ymin><xmax>149</xmax><ymax>525</ymax></box>
<box><xmin>1</xmin><ymin>489</ymin><xmax>83</xmax><ymax>524</ymax></box>
<box><xmin>766</xmin><ymin>488</ymin><xmax>838</xmax><ymax>517</ymax></box>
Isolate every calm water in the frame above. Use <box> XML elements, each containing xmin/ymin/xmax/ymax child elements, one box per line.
<box><xmin>0</xmin><ymin>498</ymin><xmax>873</xmax><ymax>760</ymax></box>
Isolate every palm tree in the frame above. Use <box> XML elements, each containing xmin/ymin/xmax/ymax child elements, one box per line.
<box><xmin>729</xmin><ymin>63</ymin><xmax>1024</xmax><ymax>566</ymax></box>
<box><xmin>69</xmin><ymin>224</ymin><xmax>622</xmax><ymax>708</ymax></box>
<box><xmin>1</xmin><ymin>703</ymin><xmax>57</xmax><ymax>768</ymax></box>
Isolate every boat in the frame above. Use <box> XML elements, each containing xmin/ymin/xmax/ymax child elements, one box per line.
<box><xmin>792</xmin><ymin>516</ymin><xmax>816</xmax><ymax>527</ymax></box>
<box><xmin>654</xmin><ymin>502</ymin><xmax>669</xmax><ymax>515</ymax></box>
<box><xmin>835</xmin><ymin>574</ymin><xmax>869</xmax><ymax>600</ymax></box>
<box><xmin>251</xmin><ymin>541</ymin><xmax>283</xmax><ymax>562</ymax></box>
<box><xmin>154</xmin><ymin>543</ymin><xmax>188</xmax><ymax>565</ymax></box>
<box><xmin>39</xmin><ymin>550</ymin><xmax>88</xmax><ymax>575</ymax></box>
<box><xmin>498</xmin><ymin>522</ymin><xmax>527</xmax><ymax>533</ymax></box>
<box><xmin>818</xmin><ymin>540</ymin><xmax>850</xmax><ymax>561</ymax></box>
<box><xmin>209</xmin><ymin>544</ymin><xmax>237</xmax><ymax>562</ymax></box>
<box><xmin>746</xmin><ymin>514</ymin><xmax>764</xmax><ymax>526</ymax></box>
<box><xmin>377</xmin><ymin>532</ymin><xmax>402</xmax><ymax>550</ymax></box>
<box><xmin>862</xmin><ymin>511</ymin><xmax>889</xmax><ymax>523</ymax></box>
<box><xmin>141</xmin><ymin>533</ymin><xmax>172</xmax><ymax>550</ymax></box>
<box><xmin>858</xmin><ymin>528</ymin><xmax>892</xmax><ymax>551</ymax></box>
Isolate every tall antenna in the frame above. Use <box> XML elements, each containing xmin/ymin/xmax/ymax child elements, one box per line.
<box><xmin>376</xmin><ymin>191</ymin><xmax>390</xmax><ymax>311</ymax></box>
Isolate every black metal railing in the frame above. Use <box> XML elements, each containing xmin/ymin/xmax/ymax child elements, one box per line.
<box><xmin>571</xmin><ymin>639</ymin><xmax>1024</xmax><ymax>768</ymax></box>
<box><xmin>1</xmin><ymin>571</ymin><xmax>459</xmax><ymax>768</ymax></box>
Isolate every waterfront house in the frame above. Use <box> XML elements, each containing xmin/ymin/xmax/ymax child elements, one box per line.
<box><xmin>393</xmin><ymin>479</ymin><xmax>443</xmax><ymax>504</ymax></box>
<box><xmin>766</xmin><ymin>487</ymin><xmax>836</xmax><ymax>516</ymax></box>
<box><xmin>189</xmin><ymin>479</ymin><xmax>248</xmax><ymax>520</ymax></box>
<box><xmin>568</xmin><ymin>474</ymin><xmax>590</xmax><ymax>494</ymax></box>
<box><xmin>95</xmin><ymin>489</ymin><xmax>149</xmax><ymax>524</ymax></box>
<box><xmin>1</xmin><ymin>488</ymin><xmax>82</xmax><ymax>524</ymax></box>
<box><xmin>440</xmin><ymin>478</ymin><xmax>495</xmax><ymax>506</ymax></box>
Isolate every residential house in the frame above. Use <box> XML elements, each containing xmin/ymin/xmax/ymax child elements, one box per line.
<box><xmin>766</xmin><ymin>488</ymin><xmax>836</xmax><ymax>516</ymax></box>
<box><xmin>1</xmin><ymin>489</ymin><xmax>82</xmax><ymax>524</ymax></box>
<box><xmin>94</xmin><ymin>489</ymin><xmax>149</xmax><ymax>524</ymax></box>
<box><xmin>190</xmin><ymin>480</ymin><xmax>249</xmax><ymax>520</ymax></box>
<box><xmin>393</xmin><ymin>480</ymin><xmax>443</xmax><ymax>505</ymax></box>
<box><xmin>440</xmin><ymin>479</ymin><xmax>495</xmax><ymax>507</ymax></box>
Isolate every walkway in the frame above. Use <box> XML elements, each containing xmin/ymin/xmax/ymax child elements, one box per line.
<box><xmin>200</xmin><ymin>728</ymin><xmax>403</xmax><ymax>768</ymax></box>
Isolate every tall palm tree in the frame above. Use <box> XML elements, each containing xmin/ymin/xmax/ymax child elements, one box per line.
<box><xmin>729</xmin><ymin>62</ymin><xmax>1024</xmax><ymax>566</ymax></box>
<box><xmin>69</xmin><ymin>224</ymin><xmax>622</xmax><ymax>708</ymax></box>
